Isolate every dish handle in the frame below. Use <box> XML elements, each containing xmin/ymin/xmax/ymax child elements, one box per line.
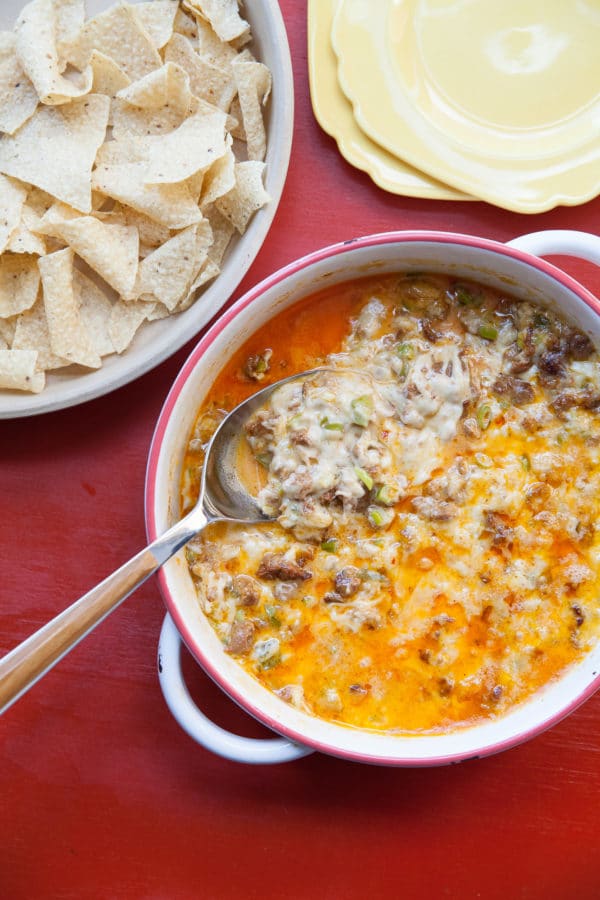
<box><xmin>506</xmin><ymin>230</ymin><xmax>600</xmax><ymax>266</ymax></box>
<box><xmin>157</xmin><ymin>614</ymin><xmax>313</xmax><ymax>764</ymax></box>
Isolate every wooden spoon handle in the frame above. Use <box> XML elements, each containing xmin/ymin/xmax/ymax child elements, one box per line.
<box><xmin>0</xmin><ymin>546</ymin><xmax>159</xmax><ymax>715</ymax></box>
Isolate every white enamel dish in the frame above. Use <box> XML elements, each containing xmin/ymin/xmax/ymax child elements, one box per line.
<box><xmin>0</xmin><ymin>0</ymin><xmax>294</xmax><ymax>418</ymax></box>
<box><xmin>146</xmin><ymin>228</ymin><xmax>600</xmax><ymax>765</ymax></box>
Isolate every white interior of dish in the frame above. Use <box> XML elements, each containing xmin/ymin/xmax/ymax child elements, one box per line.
<box><xmin>0</xmin><ymin>0</ymin><xmax>294</xmax><ymax>418</ymax></box>
<box><xmin>150</xmin><ymin>236</ymin><xmax>600</xmax><ymax>763</ymax></box>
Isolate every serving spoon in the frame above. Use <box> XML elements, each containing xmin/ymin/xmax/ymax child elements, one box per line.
<box><xmin>0</xmin><ymin>368</ymin><xmax>324</xmax><ymax>716</ymax></box>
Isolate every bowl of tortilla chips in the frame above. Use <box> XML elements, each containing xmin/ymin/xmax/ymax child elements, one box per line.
<box><xmin>0</xmin><ymin>0</ymin><xmax>293</xmax><ymax>417</ymax></box>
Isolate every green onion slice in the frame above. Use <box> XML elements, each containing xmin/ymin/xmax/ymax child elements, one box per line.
<box><xmin>396</xmin><ymin>342</ymin><xmax>415</xmax><ymax>359</ymax></box>
<box><xmin>374</xmin><ymin>484</ymin><xmax>394</xmax><ymax>506</ymax></box>
<box><xmin>321</xmin><ymin>538</ymin><xmax>338</xmax><ymax>553</ymax></box>
<box><xmin>265</xmin><ymin>605</ymin><xmax>281</xmax><ymax>628</ymax></box>
<box><xmin>320</xmin><ymin>416</ymin><xmax>344</xmax><ymax>431</ymax></box>
<box><xmin>478</xmin><ymin>324</ymin><xmax>498</xmax><ymax>341</ymax></box>
<box><xmin>477</xmin><ymin>404</ymin><xmax>492</xmax><ymax>431</ymax></box>
<box><xmin>367</xmin><ymin>505</ymin><xmax>394</xmax><ymax>528</ymax></box>
<box><xmin>354</xmin><ymin>467</ymin><xmax>374</xmax><ymax>491</ymax></box>
<box><xmin>351</xmin><ymin>395</ymin><xmax>373</xmax><ymax>427</ymax></box>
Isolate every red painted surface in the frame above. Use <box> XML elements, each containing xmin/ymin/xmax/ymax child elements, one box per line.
<box><xmin>2</xmin><ymin>4</ymin><xmax>600</xmax><ymax>898</ymax></box>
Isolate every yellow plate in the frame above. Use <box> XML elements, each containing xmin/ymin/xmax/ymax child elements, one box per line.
<box><xmin>332</xmin><ymin>0</ymin><xmax>600</xmax><ymax>213</ymax></box>
<box><xmin>307</xmin><ymin>0</ymin><xmax>468</xmax><ymax>200</ymax></box>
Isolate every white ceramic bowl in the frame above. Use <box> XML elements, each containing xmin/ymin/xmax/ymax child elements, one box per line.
<box><xmin>0</xmin><ymin>0</ymin><xmax>294</xmax><ymax>418</ymax></box>
<box><xmin>146</xmin><ymin>229</ymin><xmax>600</xmax><ymax>765</ymax></box>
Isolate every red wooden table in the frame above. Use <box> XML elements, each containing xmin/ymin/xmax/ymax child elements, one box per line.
<box><xmin>3</xmin><ymin>5</ymin><xmax>600</xmax><ymax>898</ymax></box>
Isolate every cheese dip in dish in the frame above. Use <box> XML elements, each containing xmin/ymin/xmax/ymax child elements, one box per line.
<box><xmin>180</xmin><ymin>273</ymin><xmax>600</xmax><ymax>734</ymax></box>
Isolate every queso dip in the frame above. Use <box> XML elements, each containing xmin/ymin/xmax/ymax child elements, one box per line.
<box><xmin>180</xmin><ymin>273</ymin><xmax>600</xmax><ymax>733</ymax></box>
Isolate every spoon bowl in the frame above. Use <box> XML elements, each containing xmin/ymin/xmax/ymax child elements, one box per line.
<box><xmin>0</xmin><ymin>367</ymin><xmax>323</xmax><ymax>715</ymax></box>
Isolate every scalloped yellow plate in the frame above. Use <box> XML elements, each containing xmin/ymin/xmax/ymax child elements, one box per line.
<box><xmin>332</xmin><ymin>0</ymin><xmax>600</xmax><ymax>213</ymax></box>
<box><xmin>307</xmin><ymin>0</ymin><xmax>469</xmax><ymax>201</ymax></box>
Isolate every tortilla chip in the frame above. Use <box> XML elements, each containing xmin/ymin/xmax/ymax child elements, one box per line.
<box><xmin>194</xmin><ymin>14</ymin><xmax>237</xmax><ymax>68</ymax></box>
<box><xmin>46</xmin><ymin>215</ymin><xmax>139</xmax><ymax>298</ymax></box>
<box><xmin>55</xmin><ymin>0</ymin><xmax>85</xmax><ymax>63</ymax></box>
<box><xmin>143</xmin><ymin>300</ymin><xmax>171</xmax><ymax>321</ymax></box>
<box><xmin>0</xmin><ymin>254</ymin><xmax>40</xmax><ymax>317</ymax></box>
<box><xmin>0</xmin><ymin>37</ymin><xmax>39</xmax><ymax>134</ymax></box>
<box><xmin>0</xmin><ymin>347</ymin><xmax>44</xmax><ymax>392</ymax></box>
<box><xmin>76</xmin><ymin>269</ymin><xmax>114</xmax><ymax>356</ymax></box>
<box><xmin>135</xmin><ymin>224</ymin><xmax>204</xmax><ymax>310</ymax></box>
<box><xmin>111</xmin><ymin>99</ymin><xmax>177</xmax><ymax>139</ymax></box>
<box><xmin>164</xmin><ymin>33</ymin><xmax>236</xmax><ymax>110</ymax></box>
<box><xmin>227</xmin><ymin>95</ymin><xmax>245</xmax><ymax>140</ymax></box>
<box><xmin>111</xmin><ymin>61</ymin><xmax>193</xmax><ymax>138</ymax></box>
<box><xmin>34</xmin><ymin>200</ymin><xmax>81</xmax><ymax>236</ymax></box>
<box><xmin>183</xmin><ymin>0</ymin><xmax>249</xmax><ymax>43</ymax></box>
<box><xmin>39</xmin><ymin>248</ymin><xmax>101</xmax><ymax>367</ymax></box>
<box><xmin>15</xmin><ymin>0</ymin><xmax>93</xmax><ymax>105</ymax></box>
<box><xmin>0</xmin><ymin>94</ymin><xmax>110</xmax><ymax>213</ymax></box>
<box><xmin>173</xmin><ymin>7</ymin><xmax>198</xmax><ymax>42</ymax></box>
<box><xmin>200</xmin><ymin>140</ymin><xmax>235</xmax><ymax>207</ymax></box>
<box><xmin>185</xmin><ymin>168</ymin><xmax>205</xmax><ymax>203</ymax></box>
<box><xmin>26</xmin><ymin>187</ymin><xmax>56</xmax><ymax>217</ymax></box>
<box><xmin>109</xmin><ymin>204</ymin><xmax>171</xmax><ymax>253</ymax></box>
<box><xmin>232</xmin><ymin>58</ymin><xmax>271</xmax><ymax>161</ymax></box>
<box><xmin>134</xmin><ymin>1</ymin><xmax>179</xmax><ymax>50</ymax></box>
<box><xmin>0</xmin><ymin>175</ymin><xmax>27</xmax><ymax>254</ymax></box>
<box><xmin>7</xmin><ymin>204</ymin><xmax>47</xmax><ymax>256</ymax></box>
<box><xmin>0</xmin><ymin>315</ymin><xmax>16</xmax><ymax>345</ymax></box>
<box><xmin>143</xmin><ymin>106</ymin><xmax>228</xmax><ymax>184</ymax></box>
<box><xmin>215</xmin><ymin>160</ymin><xmax>269</xmax><ymax>234</ymax></box>
<box><xmin>116</xmin><ymin>61</ymin><xmax>191</xmax><ymax>113</ymax></box>
<box><xmin>192</xmin><ymin>256</ymin><xmax>220</xmax><ymax>289</ymax></box>
<box><xmin>108</xmin><ymin>299</ymin><xmax>152</xmax><ymax>353</ymax></box>
<box><xmin>12</xmin><ymin>298</ymin><xmax>68</xmax><ymax>369</ymax></box>
<box><xmin>203</xmin><ymin>203</ymin><xmax>234</xmax><ymax>263</ymax></box>
<box><xmin>179</xmin><ymin>257</ymin><xmax>220</xmax><ymax>309</ymax></box>
<box><xmin>92</xmin><ymin>160</ymin><xmax>202</xmax><ymax>229</ymax></box>
<box><xmin>68</xmin><ymin>4</ymin><xmax>161</xmax><ymax>82</ymax></box>
<box><xmin>90</xmin><ymin>49</ymin><xmax>130</xmax><ymax>98</ymax></box>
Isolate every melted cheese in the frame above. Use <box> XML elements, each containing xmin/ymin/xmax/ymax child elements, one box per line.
<box><xmin>181</xmin><ymin>273</ymin><xmax>600</xmax><ymax>734</ymax></box>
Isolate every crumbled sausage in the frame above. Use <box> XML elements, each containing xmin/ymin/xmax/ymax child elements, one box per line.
<box><xmin>295</xmin><ymin>547</ymin><xmax>315</xmax><ymax>567</ymax></box>
<box><xmin>244</xmin><ymin>349</ymin><xmax>272</xmax><ymax>381</ymax></box>
<box><xmin>524</xmin><ymin>482</ymin><xmax>551</xmax><ymax>509</ymax></box>
<box><xmin>334</xmin><ymin>566</ymin><xmax>362</xmax><ymax>598</ymax></box>
<box><xmin>551</xmin><ymin>387</ymin><xmax>600</xmax><ymax>418</ymax></box>
<box><xmin>323</xmin><ymin>591</ymin><xmax>343</xmax><ymax>604</ymax></box>
<box><xmin>257</xmin><ymin>553</ymin><xmax>312</xmax><ymax>581</ymax></box>
<box><xmin>245</xmin><ymin>409</ymin><xmax>273</xmax><ymax>438</ymax></box>
<box><xmin>484</xmin><ymin>510</ymin><xmax>513</xmax><ymax>546</ymax></box>
<box><xmin>231</xmin><ymin>574</ymin><xmax>260</xmax><ymax>607</ymax></box>
<box><xmin>282</xmin><ymin>471</ymin><xmax>313</xmax><ymax>500</ymax></box>
<box><xmin>503</xmin><ymin>344</ymin><xmax>534</xmax><ymax>374</ymax></box>
<box><xmin>565</xmin><ymin>330</ymin><xmax>594</xmax><ymax>361</ymax></box>
<box><xmin>411</xmin><ymin>496</ymin><xmax>457</xmax><ymax>521</ymax></box>
<box><xmin>492</xmin><ymin>374</ymin><xmax>534</xmax><ymax>405</ymax></box>
<box><xmin>538</xmin><ymin>349</ymin><xmax>565</xmax><ymax>379</ymax></box>
<box><xmin>420</xmin><ymin>318</ymin><xmax>442</xmax><ymax>343</ymax></box>
<box><xmin>227</xmin><ymin>620</ymin><xmax>255</xmax><ymax>655</ymax></box>
<box><xmin>290</xmin><ymin>429</ymin><xmax>310</xmax><ymax>446</ymax></box>
<box><xmin>438</xmin><ymin>677</ymin><xmax>454</xmax><ymax>697</ymax></box>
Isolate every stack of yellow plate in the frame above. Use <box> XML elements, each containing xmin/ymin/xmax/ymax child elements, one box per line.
<box><xmin>308</xmin><ymin>0</ymin><xmax>600</xmax><ymax>213</ymax></box>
